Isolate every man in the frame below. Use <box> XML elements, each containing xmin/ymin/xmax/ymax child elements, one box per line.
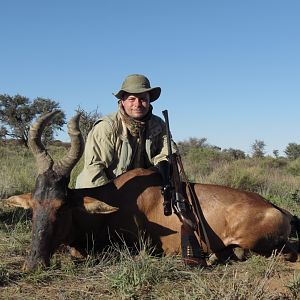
<box><xmin>76</xmin><ymin>74</ymin><xmax>206</xmax><ymax>266</ymax></box>
<box><xmin>76</xmin><ymin>74</ymin><xmax>173</xmax><ymax>214</ymax></box>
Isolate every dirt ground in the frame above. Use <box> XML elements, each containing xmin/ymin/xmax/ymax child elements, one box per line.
<box><xmin>265</xmin><ymin>260</ymin><xmax>300</xmax><ymax>296</ymax></box>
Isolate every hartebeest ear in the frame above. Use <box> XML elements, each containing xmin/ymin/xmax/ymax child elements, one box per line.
<box><xmin>4</xmin><ymin>193</ymin><xmax>33</xmax><ymax>209</ymax></box>
<box><xmin>83</xmin><ymin>197</ymin><xmax>119</xmax><ymax>214</ymax></box>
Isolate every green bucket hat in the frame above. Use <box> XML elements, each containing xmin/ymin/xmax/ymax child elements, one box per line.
<box><xmin>113</xmin><ymin>74</ymin><xmax>161</xmax><ymax>102</ymax></box>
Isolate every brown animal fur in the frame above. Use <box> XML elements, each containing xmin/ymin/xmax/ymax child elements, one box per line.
<box><xmin>6</xmin><ymin>167</ymin><xmax>299</xmax><ymax>269</ymax></box>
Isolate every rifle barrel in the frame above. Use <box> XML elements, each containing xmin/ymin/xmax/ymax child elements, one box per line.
<box><xmin>162</xmin><ymin>110</ymin><xmax>173</xmax><ymax>159</ymax></box>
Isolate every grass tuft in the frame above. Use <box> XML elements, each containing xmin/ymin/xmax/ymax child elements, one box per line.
<box><xmin>287</xmin><ymin>272</ymin><xmax>300</xmax><ymax>299</ymax></box>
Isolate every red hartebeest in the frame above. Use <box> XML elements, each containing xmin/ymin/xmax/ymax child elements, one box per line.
<box><xmin>5</xmin><ymin>111</ymin><xmax>300</xmax><ymax>270</ymax></box>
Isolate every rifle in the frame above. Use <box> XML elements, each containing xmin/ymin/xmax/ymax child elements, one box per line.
<box><xmin>162</xmin><ymin>110</ymin><xmax>210</xmax><ymax>255</ymax></box>
<box><xmin>162</xmin><ymin>110</ymin><xmax>209</xmax><ymax>265</ymax></box>
<box><xmin>162</xmin><ymin>110</ymin><xmax>207</xmax><ymax>266</ymax></box>
<box><xmin>162</xmin><ymin>110</ymin><xmax>189</xmax><ymax>219</ymax></box>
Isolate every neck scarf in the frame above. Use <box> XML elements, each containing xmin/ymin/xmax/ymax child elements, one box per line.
<box><xmin>118</xmin><ymin>101</ymin><xmax>153</xmax><ymax>137</ymax></box>
<box><xmin>118</xmin><ymin>101</ymin><xmax>153</xmax><ymax>169</ymax></box>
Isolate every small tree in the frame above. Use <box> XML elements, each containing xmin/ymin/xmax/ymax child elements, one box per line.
<box><xmin>75</xmin><ymin>106</ymin><xmax>102</xmax><ymax>141</ymax></box>
<box><xmin>273</xmin><ymin>149</ymin><xmax>279</xmax><ymax>158</ymax></box>
<box><xmin>32</xmin><ymin>97</ymin><xmax>65</xmax><ymax>144</ymax></box>
<box><xmin>177</xmin><ymin>137</ymin><xmax>209</xmax><ymax>156</ymax></box>
<box><xmin>251</xmin><ymin>140</ymin><xmax>266</xmax><ymax>158</ymax></box>
<box><xmin>222</xmin><ymin>148</ymin><xmax>246</xmax><ymax>160</ymax></box>
<box><xmin>0</xmin><ymin>94</ymin><xmax>65</xmax><ymax>147</ymax></box>
<box><xmin>0</xmin><ymin>125</ymin><xmax>7</xmax><ymax>141</ymax></box>
<box><xmin>285</xmin><ymin>143</ymin><xmax>300</xmax><ymax>160</ymax></box>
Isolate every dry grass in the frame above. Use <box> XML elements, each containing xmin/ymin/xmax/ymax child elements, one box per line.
<box><xmin>1</xmin><ymin>202</ymin><xmax>300</xmax><ymax>299</ymax></box>
<box><xmin>1</xmin><ymin>145</ymin><xmax>300</xmax><ymax>299</ymax></box>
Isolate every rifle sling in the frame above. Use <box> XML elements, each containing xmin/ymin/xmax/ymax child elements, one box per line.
<box><xmin>177</xmin><ymin>155</ymin><xmax>212</xmax><ymax>254</ymax></box>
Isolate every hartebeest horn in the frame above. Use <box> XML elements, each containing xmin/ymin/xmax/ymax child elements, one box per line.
<box><xmin>28</xmin><ymin>111</ymin><xmax>60</xmax><ymax>174</ymax></box>
<box><xmin>29</xmin><ymin>110</ymin><xmax>84</xmax><ymax>176</ymax></box>
<box><xmin>53</xmin><ymin>113</ymin><xmax>84</xmax><ymax>176</ymax></box>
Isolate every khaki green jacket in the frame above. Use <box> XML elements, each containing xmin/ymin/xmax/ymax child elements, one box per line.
<box><xmin>76</xmin><ymin>111</ymin><xmax>172</xmax><ymax>188</ymax></box>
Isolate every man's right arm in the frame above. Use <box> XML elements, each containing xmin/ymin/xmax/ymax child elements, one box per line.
<box><xmin>75</xmin><ymin>120</ymin><xmax>115</xmax><ymax>188</ymax></box>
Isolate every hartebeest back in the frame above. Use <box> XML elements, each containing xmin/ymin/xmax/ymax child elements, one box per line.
<box><xmin>5</xmin><ymin>111</ymin><xmax>300</xmax><ymax>270</ymax></box>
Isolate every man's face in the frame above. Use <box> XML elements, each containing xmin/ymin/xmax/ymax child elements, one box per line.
<box><xmin>121</xmin><ymin>92</ymin><xmax>150</xmax><ymax>120</ymax></box>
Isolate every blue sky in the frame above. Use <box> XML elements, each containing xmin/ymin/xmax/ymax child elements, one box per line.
<box><xmin>1</xmin><ymin>1</ymin><xmax>299</xmax><ymax>155</ymax></box>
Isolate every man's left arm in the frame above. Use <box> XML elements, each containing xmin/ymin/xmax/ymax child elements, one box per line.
<box><xmin>152</xmin><ymin>122</ymin><xmax>178</xmax><ymax>166</ymax></box>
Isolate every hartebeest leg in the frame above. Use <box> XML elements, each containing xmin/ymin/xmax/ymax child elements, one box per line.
<box><xmin>280</xmin><ymin>242</ymin><xmax>299</xmax><ymax>262</ymax></box>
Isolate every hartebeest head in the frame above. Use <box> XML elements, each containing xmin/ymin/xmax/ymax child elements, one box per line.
<box><xmin>6</xmin><ymin>111</ymin><xmax>119</xmax><ymax>271</ymax></box>
<box><xmin>26</xmin><ymin>111</ymin><xmax>84</xmax><ymax>269</ymax></box>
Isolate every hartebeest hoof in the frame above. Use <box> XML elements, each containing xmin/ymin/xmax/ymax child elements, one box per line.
<box><xmin>22</xmin><ymin>259</ymin><xmax>49</xmax><ymax>272</ymax></box>
<box><xmin>67</xmin><ymin>246</ymin><xmax>86</xmax><ymax>259</ymax></box>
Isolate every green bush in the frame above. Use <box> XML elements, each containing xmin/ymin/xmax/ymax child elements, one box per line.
<box><xmin>205</xmin><ymin>160</ymin><xmax>266</xmax><ymax>192</ymax></box>
<box><xmin>0</xmin><ymin>145</ymin><xmax>36</xmax><ymax>198</ymax></box>
<box><xmin>287</xmin><ymin>158</ymin><xmax>300</xmax><ymax>176</ymax></box>
<box><xmin>183</xmin><ymin>147</ymin><xmax>228</xmax><ymax>181</ymax></box>
<box><xmin>260</xmin><ymin>156</ymin><xmax>288</xmax><ymax>169</ymax></box>
<box><xmin>188</xmin><ymin>158</ymin><xmax>300</xmax><ymax>202</ymax></box>
<box><xmin>0</xmin><ymin>144</ymin><xmax>67</xmax><ymax>198</ymax></box>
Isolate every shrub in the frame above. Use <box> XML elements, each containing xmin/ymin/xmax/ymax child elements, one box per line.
<box><xmin>0</xmin><ymin>145</ymin><xmax>36</xmax><ymax>198</ymax></box>
<box><xmin>183</xmin><ymin>147</ymin><xmax>228</xmax><ymax>181</ymax></box>
<box><xmin>193</xmin><ymin>158</ymin><xmax>300</xmax><ymax>202</ymax></box>
<box><xmin>205</xmin><ymin>160</ymin><xmax>266</xmax><ymax>192</ymax></box>
<box><xmin>286</xmin><ymin>158</ymin><xmax>300</xmax><ymax>176</ymax></box>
